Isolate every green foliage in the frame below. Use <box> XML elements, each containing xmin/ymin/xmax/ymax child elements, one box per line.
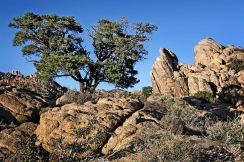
<box><xmin>9</xmin><ymin>13</ymin><xmax>157</xmax><ymax>92</ymax></box>
<box><xmin>194</xmin><ymin>91</ymin><xmax>218</xmax><ymax>103</ymax></box>
<box><xmin>16</xmin><ymin>135</ymin><xmax>49</xmax><ymax>162</ymax></box>
<box><xmin>227</xmin><ymin>57</ymin><xmax>244</xmax><ymax>72</ymax></box>
<box><xmin>141</xmin><ymin>86</ymin><xmax>152</xmax><ymax>102</ymax></box>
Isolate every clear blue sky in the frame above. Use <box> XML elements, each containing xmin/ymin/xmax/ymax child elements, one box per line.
<box><xmin>1</xmin><ymin>0</ymin><xmax>244</xmax><ymax>91</ymax></box>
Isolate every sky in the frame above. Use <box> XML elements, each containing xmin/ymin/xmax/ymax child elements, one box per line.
<box><xmin>1</xmin><ymin>0</ymin><xmax>244</xmax><ymax>91</ymax></box>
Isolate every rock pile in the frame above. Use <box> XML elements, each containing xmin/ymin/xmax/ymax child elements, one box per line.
<box><xmin>150</xmin><ymin>38</ymin><xmax>244</xmax><ymax>111</ymax></box>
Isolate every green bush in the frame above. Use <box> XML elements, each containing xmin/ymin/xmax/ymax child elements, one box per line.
<box><xmin>141</xmin><ymin>86</ymin><xmax>152</xmax><ymax>102</ymax></box>
<box><xmin>194</xmin><ymin>91</ymin><xmax>218</xmax><ymax>103</ymax></box>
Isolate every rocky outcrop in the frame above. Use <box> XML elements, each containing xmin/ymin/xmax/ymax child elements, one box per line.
<box><xmin>0</xmin><ymin>71</ymin><xmax>67</xmax><ymax>123</ymax></box>
<box><xmin>35</xmin><ymin>98</ymin><xmax>143</xmax><ymax>158</ymax></box>
<box><xmin>0</xmin><ymin>122</ymin><xmax>43</xmax><ymax>162</ymax></box>
<box><xmin>0</xmin><ymin>90</ymin><xmax>52</xmax><ymax>123</ymax></box>
<box><xmin>0</xmin><ymin>71</ymin><xmax>66</xmax><ymax>99</ymax></box>
<box><xmin>150</xmin><ymin>38</ymin><xmax>244</xmax><ymax>111</ymax></box>
<box><xmin>150</xmin><ymin>48</ymin><xmax>178</xmax><ymax>94</ymax></box>
<box><xmin>102</xmin><ymin>101</ymin><xmax>177</xmax><ymax>157</ymax></box>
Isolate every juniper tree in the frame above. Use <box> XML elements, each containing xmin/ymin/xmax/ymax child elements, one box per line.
<box><xmin>9</xmin><ymin>12</ymin><xmax>157</xmax><ymax>92</ymax></box>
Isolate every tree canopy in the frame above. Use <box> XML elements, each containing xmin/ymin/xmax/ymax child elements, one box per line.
<box><xmin>9</xmin><ymin>12</ymin><xmax>157</xmax><ymax>92</ymax></box>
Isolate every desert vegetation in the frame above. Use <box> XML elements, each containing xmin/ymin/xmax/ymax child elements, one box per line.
<box><xmin>0</xmin><ymin>89</ymin><xmax>243</xmax><ymax>161</ymax></box>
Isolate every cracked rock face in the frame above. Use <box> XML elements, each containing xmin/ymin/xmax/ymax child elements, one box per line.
<box><xmin>34</xmin><ymin>98</ymin><xmax>142</xmax><ymax>158</ymax></box>
<box><xmin>102</xmin><ymin>101</ymin><xmax>168</xmax><ymax>156</ymax></box>
<box><xmin>150</xmin><ymin>48</ymin><xmax>179</xmax><ymax>94</ymax></box>
<box><xmin>150</xmin><ymin>38</ymin><xmax>244</xmax><ymax>111</ymax></box>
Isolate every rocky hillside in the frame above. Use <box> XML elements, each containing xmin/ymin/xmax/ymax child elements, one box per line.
<box><xmin>0</xmin><ymin>71</ymin><xmax>66</xmax><ymax>123</ymax></box>
<box><xmin>0</xmin><ymin>71</ymin><xmax>67</xmax><ymax>99</ymax></box>
<box><xmin>150</xmin><ymin>38</ymin><xmax>244</xmax><ymax>111</ymax></box>
<box><xmin>0</xmin><ymin>38</ymin><xmax>244</xmax><ymax>161</ymax></box>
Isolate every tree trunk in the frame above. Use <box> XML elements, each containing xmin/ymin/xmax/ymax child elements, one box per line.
<box><xmin>79</xmin><ymin>79</ymin><xmax>99</xmax><ymax>93</ymax></box>
<box><xmin>79</xmin><ymin>82</ymin><xmax>85</xmax><ymax>92</ymax></box>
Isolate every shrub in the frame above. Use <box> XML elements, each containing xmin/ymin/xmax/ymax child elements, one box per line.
<box><xmin>119</xmin><ymin>91</ymin><xmax>131</xmax><ymax>99</ymax></box>
<box><xmin>63</xmin><ymin>88</ymin><xmax>99</xmax><ymax>105</ymax></box>
<box><xmin>194</xmin><ymin>91</ymin><xmax>218</xmax><ymax>103</ymax></box>
<box><xmin>206</xmin><ymin>117</ymin><xmax>244</xmax><ymax>144</ymax></box>
<box><xmin>141</xmin><ymin>86</ymin><xmax>152</xmax><ymax>102</ymax></box>
<box><xmin>133</xmin><ymin>134</ymin><xmax>202</xmax><ymax>162</ymax></box>
<box><xmin>17</xmin><ymin>135</ymin><xmax>49</xmax><ymax>162</ymax></box>
<box><xmin>159</xmin><ymin>93</ymin><xmax>214</xmax><ymax>135</ymax></box>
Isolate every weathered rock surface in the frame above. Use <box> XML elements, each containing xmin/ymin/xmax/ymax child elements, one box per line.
<box><xmin>102</xmin><ymin>101</ymin><xmax>168</xmax><ymax>157</ymax></box>
<box><xmin>0</xmin><ymin>71</ymin><xmax>67</xmax><ymax>124</ymax></box>
<box><xmin>0</xmin><ymin>122</ymin><xmax>42</xmax><ymax>162</ymax></box>
<box><xmin>150</xmin><ymin>48</ymin><xmax>178</xmax><ymax>94</ymax></box>
<box><xmin>0</xmin><ymin>90</ymin><xmax>52</xmax><ymax>123</ymax></box>
<box><xmin>101</xmin><ymin>100</ymin><xmax>242</xmax><ymax>161</ymax></box>
<box><xmin>35</xmin><ymin>98</ymin><xmax>143</xmax><ymax>158</ymax></box>
<box><xmin>150</xmin><ymin>38</ymin><xmax>244</xmax><ymax>111</ymax></box>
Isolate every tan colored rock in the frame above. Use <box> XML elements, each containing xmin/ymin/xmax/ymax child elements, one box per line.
<box><xmin>0</xmin><ymin>122</ymin><xmax>39</xmax><ymax>161</ymax></box>
<box><xmin>223</xmin><ymin>45</ymin><xmax>234</xmax><ymax>56</ymax></box>
<box><xmin>150</xmin><ymin>37</ymin><xmax>244</xmax><ymax>115</ymax></box>
<box><xmin>146</xmin><ymin>93</ymin><xmax>162</xmax><ymax>102</ymax></box>
<box><xmin>209</xmin><ymin>62</ymin><xmax>221</xmax><ymax>72</ymax></box>
<box><xmin>35</xmin><ymin>98</ymin><xmax>142</xmax><ymax>158</ymax></box>
<box><xmin>0</xmin><ymin>91</ymin><xmax>50</xmax><ymax>123</ymax></box>
<box><xmin>102</xmin><ymin>101</ymin><xmax>168</xmax><ymax>156</ymax></box>
<box><xmin>228</xmin><ymin>69</ymin><xmax>236</xmax><ymax>77</ymax></box>
<box><xmin>179</xmin><ymin>63</ymin><xmax>192</xmax><ymax>76</ymax></box>
<box><xmin>219</xmin><ymin>85</ymin><xmax>244</xmax><ymax>112</ymax></box>
<box><xmin>174</xmin><ymin>77</ymin><xmax>189</xmax><ymax>97</ymax></box>
<box><xmin>194</xmin><ymin>38</ymin><xmax>223</xmax><ymax>68</ymax></box>
<box><xmin>56</xmin><ymin>95</ymin><xmax>70</xmax><ymax>106</ymax></box>
<box><xmin>173</xmin><ymin>71</ymin><xmax>181</xmax><ymax>79</ymax></box>
<box><xmin>150</xmin><ymin>48</ymin><xmax>178</xmax><ymax>94</ymax></box>
<box><xmin>188</xmin><ymin>77</ymin><xmax>212</xmax><ymax>96</ymax></box>
<box><xmin>237</xmin><ymin>70</ymin><xmax>244</xmax><ymax>85</ymax></box>
<box><xmin>239</xmin><ymin>114</ymin><xmax>244</xmax><ymax>125</ymax></box>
